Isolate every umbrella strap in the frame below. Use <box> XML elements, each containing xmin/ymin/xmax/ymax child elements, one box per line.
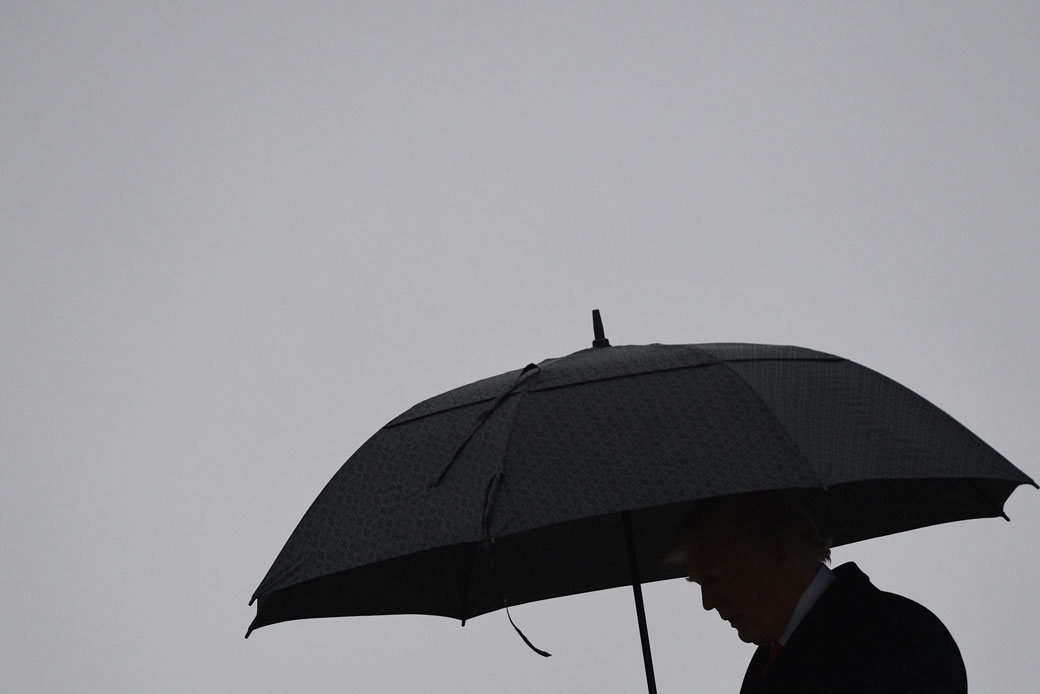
<box><xmin>429</xmin><ymin>362</ymin><xmax>541</xmax><ymax>488</ymax></box>
<box><xmin>482</xmin><ymin>473</ymin><xmax>552</xmax><ymax>658</ymax></box>
<box><xmin>506</xmin><ymin>606</ymin><xmax>551</xmax><ymax>658</ymax></box>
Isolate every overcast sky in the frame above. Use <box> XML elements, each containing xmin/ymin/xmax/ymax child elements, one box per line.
<box><xmin>3</xmin><ymin>3</ymin><xmax>1038</xmax><ymax>692</ymax></box>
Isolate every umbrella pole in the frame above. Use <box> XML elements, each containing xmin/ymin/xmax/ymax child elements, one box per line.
<box><xmin>623</xmin><ymin>510</ymin><xmax>658</xmax><ymax>694</ymax></box>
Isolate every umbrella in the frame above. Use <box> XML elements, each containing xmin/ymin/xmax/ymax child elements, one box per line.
<box><xmin>247</xmin><ymin>311</ymin><xmax>1034</xmax><ymax>693</ymax></box>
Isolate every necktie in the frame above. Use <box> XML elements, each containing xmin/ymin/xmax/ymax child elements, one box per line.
<box><xmin>763</xmin><ymin>642</ymin><xmax>782</xmax><ymax>676</ymax></box>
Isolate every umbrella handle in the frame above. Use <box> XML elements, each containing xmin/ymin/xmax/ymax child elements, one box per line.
<box><xmin>623</xmin><ymin>511</ymin><xmax>658</xmax><ymax>694</ymax></box>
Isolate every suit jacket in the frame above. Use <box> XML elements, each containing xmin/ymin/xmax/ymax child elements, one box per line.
<box><xmin>739</xmin><ymin>563</ymin><xmax>966</xmax><ymax>694</ymax></box>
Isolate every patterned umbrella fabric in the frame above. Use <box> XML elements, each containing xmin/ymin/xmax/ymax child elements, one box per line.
<box><xmin>249</xmin><ymin>337</ymin><xmax>1033</xmax><ymax>642</ymax></box>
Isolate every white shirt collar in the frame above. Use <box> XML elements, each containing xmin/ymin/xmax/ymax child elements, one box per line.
<box><xmin>778</xmin><ymin>563</ymin><xmax>836</xmax><ymax>645</ymax></box>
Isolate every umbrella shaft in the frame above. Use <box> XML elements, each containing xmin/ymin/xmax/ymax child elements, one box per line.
<box><xmin>623</xmin><ymin>511</ymin><xmax>658</xmax><ymax>694</ymax></box>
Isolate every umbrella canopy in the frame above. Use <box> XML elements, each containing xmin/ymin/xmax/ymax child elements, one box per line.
<box><xmin>249</xmin><ymin>331</ymin><xmax>1033</xmax><ymax>638</ymax></box>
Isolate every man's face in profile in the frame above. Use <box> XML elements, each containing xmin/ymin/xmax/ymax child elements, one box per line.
<box><xmin>684</xmin><ymin>523</ymin><xmax>792</xmax><ymax>646</ymax></box>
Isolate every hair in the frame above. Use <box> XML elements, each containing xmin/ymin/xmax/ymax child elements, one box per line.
<box><xmin>672</xmin><ymin>491</ymin><xmax>832</xmax><ymax>565</ymax></box>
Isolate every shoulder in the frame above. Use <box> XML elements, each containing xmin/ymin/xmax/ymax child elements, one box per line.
<box><xmin>821</xmin><ymin>563</ymin><xmax>967</xmax><ymax>691</ymax></box>
<box><xmin>829</xmin><ymin>563</ymin><xmax>953</xmax><ymax>637</ymax></box>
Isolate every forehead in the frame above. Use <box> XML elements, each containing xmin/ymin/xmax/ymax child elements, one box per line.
<box><xmin>682</xmin><ymin>523</ymin><xmax>754</xmax><ymax>572</ymax></box>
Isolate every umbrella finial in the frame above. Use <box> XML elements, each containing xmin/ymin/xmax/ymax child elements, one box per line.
<box><xmin>592</xmin><ymin>309</ymin><xmax>611</xmax><ymax>348</ymax></box>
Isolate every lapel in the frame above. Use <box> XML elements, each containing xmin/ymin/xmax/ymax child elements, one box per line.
<box><xmin>738</xmin><ymin>563</ymin><xmax>871</xmax><ymax>693</ymax></box>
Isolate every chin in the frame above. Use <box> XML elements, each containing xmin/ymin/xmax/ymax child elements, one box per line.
<box><xmin>736</xmin><ymin>629</ymin><xmax>768</xmax><ymax>646</ymax></box>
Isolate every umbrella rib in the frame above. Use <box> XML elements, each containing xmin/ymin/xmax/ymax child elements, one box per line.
<box><xmin>966</xmin><ymin>477</ymin><xmax>1032</xmax><ymax>521</ymax></box>
<box><xmin>390</xmin><ymin>356</ymin><xmax>842</xmax><ymax>429</ymax></box>
<box><xmin>427</xmin><ymin>363</ymin><xmax>541</xmax><ymax>488</ymax></box>
<box><xmin>471</xmin><ymin>393</ymin><xmax>553</xmax><ymax>657</ymax></box>
<box><xmin>453</xmin><ymin>375</ymin><xmax>530</xmax><ymax>623</ymax></box>
<box><xmin>715</xmin><ymin>358</ymin><xmax>828</xmax><ymax>490</ymax></box>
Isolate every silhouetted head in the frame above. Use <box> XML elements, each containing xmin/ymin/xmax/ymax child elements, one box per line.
<box><xmin>669</xmin><ymin>493</ymin><xmax>831</xmax><ymax>645</ymax></box>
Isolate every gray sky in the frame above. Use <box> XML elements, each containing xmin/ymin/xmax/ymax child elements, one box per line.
<box><xmin>3</xmin><ymin>3</ymin><xmax>1037</xmax><ymax>691</ymax></box>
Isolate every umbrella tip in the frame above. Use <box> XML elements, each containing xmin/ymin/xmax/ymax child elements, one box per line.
<box><xmin>592</xmin><ymin>309</ymin><xmax>610</xmax><ymax>348</ymax></box>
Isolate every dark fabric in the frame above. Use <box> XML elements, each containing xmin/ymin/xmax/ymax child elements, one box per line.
<box><xmin>249</xmin><ymin>342</ymin><xmax>1034</xmax><ymax>636</ymax></box>
<box><xmin>739</xmin><ymin>563</ymin><xmax>967</xmax><ymax>694</ymax></box>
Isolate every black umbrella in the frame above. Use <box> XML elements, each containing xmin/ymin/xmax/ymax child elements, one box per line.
<box><xmin>248</xmin><ymin>312</ymin><xmax>1034</xmax><ymax>693</ymax></box>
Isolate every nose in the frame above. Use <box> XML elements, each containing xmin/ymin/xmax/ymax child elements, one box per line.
<box><xmin>700</xmin><ymin>585</ymin><xmax>717</xmax><ymax>612</ymax></box>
